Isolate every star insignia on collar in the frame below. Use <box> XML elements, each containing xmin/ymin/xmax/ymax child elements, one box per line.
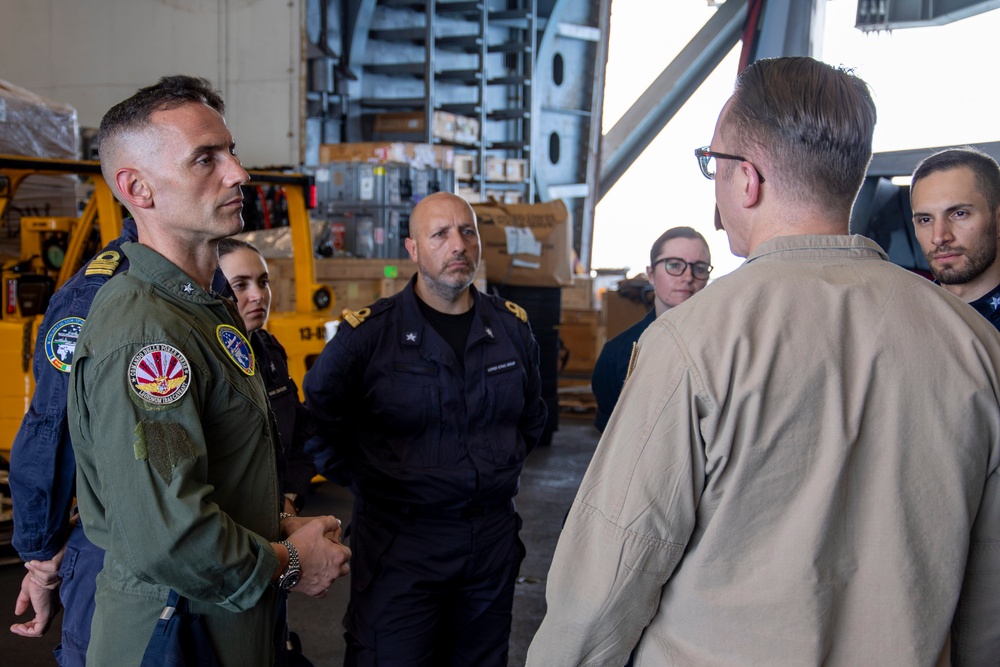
<box><xmin>991</xmin><ymin>295</ymin><xmax>1000</xmax><ymax>311</ymax></box>
<box><xmin>405</xmin><ymin>332</ymin><xmax>417</xmax><ymax>342</ymax></box>
<box><xmin>182</xmin><ymin>283</ymin><xmax>195</xmax><ymax>294</ymax></box>
<box><xmin>484</xmin><ymin>326</ymin><xmax>494</xmax><ymax>338</ymax></box>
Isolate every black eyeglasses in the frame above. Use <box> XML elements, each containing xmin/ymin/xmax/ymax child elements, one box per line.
<box><xmin>694</xmin><ymin>146</ymin><xmax>765</xmax><ymax>183</ymax></box>
<box><xmin>656</xmin><ymin>257</ymin><xmax>713</xmax><ymax>280</ymax></box>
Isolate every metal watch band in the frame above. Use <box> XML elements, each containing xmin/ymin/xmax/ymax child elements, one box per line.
<box><xmin>280</xmin><ymin>540</ymin><xmax>299</xmax><ymax>571</ymax></box>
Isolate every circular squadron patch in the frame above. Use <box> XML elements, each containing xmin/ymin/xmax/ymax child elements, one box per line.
<box><xmin>216</xmin><ymin>325</ymin><xmax>255</xmax><ymax>376</ymax></box>
<box><xmin>129</xmin><ymin>344</ymin><xmax>191</xmax><ymax>405</ymax></box>
<box><xmin>44</xmin><ymin>316</ymin><xmax>85</xmax><ymax>372</ymax></box>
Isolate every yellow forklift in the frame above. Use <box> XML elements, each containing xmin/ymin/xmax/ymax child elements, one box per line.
<box><xmin>0</xmin><ymin>154</ymin><xmax>335</xmax><ymax>464</ymax></box>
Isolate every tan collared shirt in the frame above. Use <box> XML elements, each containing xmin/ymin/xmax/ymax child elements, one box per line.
<box><xmin>528</xmin><ymin>235</ymin><xmax>1000</xmax><ymax>666</ymax></box>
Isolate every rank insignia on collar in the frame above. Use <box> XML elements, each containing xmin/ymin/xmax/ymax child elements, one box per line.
<box><xmin>44</xmin><ymin>316</ymin><xmax>84</xmax><ymax>373</ymax></box>
<box><xmin>85</xmin><ymin>250</ymin><xmax>121</xmax><ymax>277</ymax></box>
<box><xmin>404</xmin><ymin>331</ymin><xmax>418</xmax><ymax>343</ymax></box>
<box><xmin>216</xmin><ymin>325</ymin><xmax>255</xmax><ymax>376</ymax></box>
<box><xmin>129</xmin><ymin>344</ymin><xmax>191</xmax><ymax>405</ymax></box>
<box><xmin>484</xmin><ymin>326</ymin><xmax>494</xmax><ymax>338</ymax></box>
<box><xmin>182</xmin><ymin>283</ymin><xmax>195</xmax><ymax>294</ymax></box>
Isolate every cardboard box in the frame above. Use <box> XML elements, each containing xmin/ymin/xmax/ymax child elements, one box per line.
<box><xmin>485</xmin><ymin>156</ymin><xmax>506</xmax><ymax>182</ymax></box>
<box><xmin>373</xmin><ymin>110</ymin><xmax>457</xmax><ymax>143</ymax></box>
<box><xmin>457</xmin><ymin>186</ymin><xmax>482</xmax><ymax>204</ymax></box>
<box><xmin>561</xmin><ymin>275</ymin><xmax>596</xmax><ymax>310</ymax></box>
<box><xmin>602</xmin><ymin>290</ymin><xmax>652</xmax><ymax>340</ymax></box>
<box><xmin>473</xmin><ymin>199</ymin><xmax>574</xmax><ymax>287</ymax></box>
<box><xmin>454</xmin><ymin>154</ymin><xmax>476</xmax><ymax>181</ymax></box>
<box><xmin>318</xmin><ymin>142</ymin><xmax>454</xmax><ymax>169</ymax></box>
<box><xmin>453</xmin><ymin>114</ymin><xmax>479</xmax><ymax>145</ymax></box>
<box><xmin>499</xmin><ymin>190</ymin><xmax>523</xmax><ymax>205</ymax></box>
<box><xmin>505</xmin><ymin>158</ymin><xmax>527</xmax><ymax>183</ymax></box>
<box><xmin>559</xmin><ymin>309</ymin><xmax>602</xmax><ymax>374</ymax></box>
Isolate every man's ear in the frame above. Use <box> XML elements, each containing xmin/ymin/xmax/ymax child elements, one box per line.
<box><xmin>740</xmin><ymin>161</ymin><xmax>762</xmax><ymax>209</ymax></box>
<box><xmin>115</xmin><ymin>168</ymin><xmax>154</xmax><ymax>210</ymax></box>
<box><xmin>404</xmin><ymin>237</ymin><xmax>417</xmax><ymax>263</ymax></box>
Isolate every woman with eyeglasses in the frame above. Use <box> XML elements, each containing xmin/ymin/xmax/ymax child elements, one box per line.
<box><xmin>591</xmin><ymin>226</ymin><xmax>712</xmax><ymax>432</ymax></box>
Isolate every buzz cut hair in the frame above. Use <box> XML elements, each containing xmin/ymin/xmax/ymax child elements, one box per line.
<box><xmin>911</xmin><ymin>146</ymin><xmax>1000</xmax><ymax>213</ymax></box>
<box><xmin>97</xmin><ymin>75</ymin><xmax>225</xmax><ymax>190</ymax></box>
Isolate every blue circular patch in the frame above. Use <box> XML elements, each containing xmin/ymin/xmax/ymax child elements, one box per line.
<box><xmin>44</xmin><ymin>317</ymin><xmax>85</xmax><ymax>372</ymax></box>
<box><xmin>216</xmin><ymin>325</ymin><xmax>255</xmax><ymax>376</ymax></box>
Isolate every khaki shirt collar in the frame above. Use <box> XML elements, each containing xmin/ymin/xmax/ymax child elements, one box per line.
<box><xmin>745</xmin><ymin>234</ymin><xmax>889</xmax><ymax>265</ymax></box>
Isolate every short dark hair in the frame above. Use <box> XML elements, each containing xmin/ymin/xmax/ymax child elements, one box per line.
<box><xmin>649</xmin><ymin>227</ymin><xmax>710</xmax><ymax>267</ymax></box>
<box><xmin>217</xmin><ymin>236</ymin><xmax>260</xmax><ymax>258</ymax></box>
<box><xmin>98</xmin><ymin>75</ymin><xmax>225</xmax><ymax>187</ymax></box>
<box><xmin>911</xmin><ymin>146</ymin><xmax>1000</xmax><ymax>213</ymax></box>
<box><xmin>723</xmin><ymin>57</ymin><xmax>877</xmax><ymax>217</ymax></box>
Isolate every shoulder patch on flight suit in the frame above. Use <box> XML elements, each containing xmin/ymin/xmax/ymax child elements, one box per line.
<box><xmin>128</xmin><ymin>344</ymin><xmax>191</xmax><ymax>406</ymax></box>
<box><xmin>84</xmin><ymin>250</ymin><xmax>123</xmax><ymax>277</ymax></box>
<box><xmin>216</xmin><ymin>324</ymin><xmax>255</xmax><ymax>376</ymax></box>
<box><xmin>134</xmin><ymin>420</ymin><xmax>195</xmax><ymax>485</ymax></box>
<box><xmin>503</xmin><ymin>300</ymin><xmax>528</xmax><ymax>324</ymax></box>
<box><xmin>44</xmin><ymin>316</ymin><xmax>84</xmax><ymax>372</ymax></box>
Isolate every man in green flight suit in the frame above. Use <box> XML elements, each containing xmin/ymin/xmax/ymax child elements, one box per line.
<box><xmin>67</xmin><ymin>76</ymin><xmax>351</xmax><ymax>666</ymax></box>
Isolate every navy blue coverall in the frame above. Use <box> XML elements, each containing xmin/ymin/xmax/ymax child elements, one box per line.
<box><xmin>9</xmin><ymin>220</ymin><xmax>138</xmax><ymax>665</ymax></box>
<box><xmin>590</xmin><ymin>308</ymin><xmax>655</xmax><ymax>432</ymax></box>
<box><xmin>251</xmin><ymin>328</ymin><xmax>316</xmax><ymax>504</ymax></box>
<box><xmin>303</xmin><ymin>276</ymin><xmax>547</xmax><ymax>667</ymax></box>
<box><xmin>969</xmin><ymin>281</ymin><xmax>1000</xmax><ymax>333</ymax></box>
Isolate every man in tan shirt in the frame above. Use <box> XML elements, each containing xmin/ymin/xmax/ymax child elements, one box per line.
<box><xmin>527</xmin><ymin>56</ymin><xmax>1000</xmax><ymax>666</ymax></box>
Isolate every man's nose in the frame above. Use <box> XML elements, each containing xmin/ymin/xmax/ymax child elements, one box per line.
<box><xmin>226</xmin><ymin>154</ymin><xmax>250</xmax><ymax>188</ymax></box>
<box><xmin>931</xmin><ymin>218</ymin><xmax>953</xmax><ymax>247</ymax></box>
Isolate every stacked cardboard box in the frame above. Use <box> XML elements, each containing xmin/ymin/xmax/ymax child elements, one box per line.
<box><xmin>559</xmin><ymin>308</ymin><xmax>603</xmax><ymax>375</ymax></box>
<box><xmin>371</xmin><ymin>111</ymin><xmax>480</xmax><ymax>147</ymax></box>
<box><xmin>318</xmin><ymin>142</ymin><xmax>454</xmax><ymax>169</ymax></box>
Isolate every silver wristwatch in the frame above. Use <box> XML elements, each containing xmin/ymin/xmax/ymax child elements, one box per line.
<box><xmin>276</xmin><ymin>540</ymin><xmax>301</xmax><ymax>591</ymax></box>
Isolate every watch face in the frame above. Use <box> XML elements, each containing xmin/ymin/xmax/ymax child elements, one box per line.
<box><xmin>280</xmin><ymin>570</ymin><xmax>300</xmax><ymax>591</ymax></box>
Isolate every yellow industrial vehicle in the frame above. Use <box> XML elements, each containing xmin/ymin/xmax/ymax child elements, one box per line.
<box><xmin>0</xmin><ymin>154</ymin><xmax>334</xmax><ymax>463</ymax></box>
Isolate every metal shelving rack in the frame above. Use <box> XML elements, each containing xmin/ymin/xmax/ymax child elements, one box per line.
<box><xmin>359</xmin><ymin>0</ymin><xmax>535</xmax><ymax>202</ymax></box>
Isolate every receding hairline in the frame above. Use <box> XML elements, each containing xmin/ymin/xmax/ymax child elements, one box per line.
<box><xmin>409</xmin><ymin>193</ymin><xmax>477</xmax><ymax>236</ymax></box>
